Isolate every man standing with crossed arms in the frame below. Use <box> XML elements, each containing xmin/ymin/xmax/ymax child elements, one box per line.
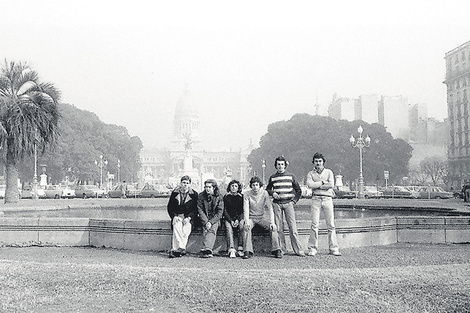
<box><xmin>306</xmin><ymin>152</ymin><xmax>341</xmax><ymax>256</ymax></box>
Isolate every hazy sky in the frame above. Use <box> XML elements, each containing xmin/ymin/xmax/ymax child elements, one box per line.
<box><xmin>2</xmin><ymin>1</ymin><xmax>469</xmax><ymax>151</ymax></box>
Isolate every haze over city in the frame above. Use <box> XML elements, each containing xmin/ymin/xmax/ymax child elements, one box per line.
<box><xmin>2</xmin><ymin>0</ymin><xmax>470</xmax><ymax>151</ymax></box>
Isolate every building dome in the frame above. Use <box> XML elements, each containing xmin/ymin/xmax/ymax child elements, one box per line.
<box><xmin>175</xmin><ymin>86</ymin><xmax>198</xmax><ymax>117</ymax></box>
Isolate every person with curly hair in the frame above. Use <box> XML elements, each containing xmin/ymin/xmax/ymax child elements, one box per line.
<box><xmin>197</xmin><ymin>179</ymin><xmax>224</xmax><ymax>258</ymax></box>
<box><xmin>241</xmin><ymin>176</ymin><xmax>282</xmax><ymax>259</ymax></box>
<box><xmin>223</xmin><ymin>179</ymin><xmax>244</xmax><ymax>258</ymax></box>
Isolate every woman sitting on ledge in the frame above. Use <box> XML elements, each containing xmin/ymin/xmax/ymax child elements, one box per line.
<box><xmin>167</xmin><ymin>175</ymin><xmax>198</xmax><ymax>258</ymax></box>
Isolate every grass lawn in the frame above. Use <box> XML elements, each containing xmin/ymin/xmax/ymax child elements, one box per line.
<box><xmin>0</xmin><ymin>243</ymin><xmax>469</xmax><ymax>312</ymax></box>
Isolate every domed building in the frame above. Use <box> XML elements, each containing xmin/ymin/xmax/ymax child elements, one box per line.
<box><xmin>139</xmin><ymin>86</ymin><xmax>252</xmax><ymax>191</ymax></box>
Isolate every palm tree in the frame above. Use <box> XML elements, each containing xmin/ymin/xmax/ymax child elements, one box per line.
<box><xmin>0</xmin><ymin>60</ymin><xmax>61</xmax><ymax>203</ymax></box>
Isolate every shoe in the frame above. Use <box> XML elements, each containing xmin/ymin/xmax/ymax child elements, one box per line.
<box><xmin>200</xmin><ymin>249</ymin><xmax>213</xmax><ymax>258</ymax></box>
<box><xmin>307</xmin><ymin>249</ymin><xmax>317</xmax><ymax>256</ymax></box>
<box><xmin>229</xmin><ymin>249</ymin><xmax>236</xmax><ymax>258</ymax></box>
<box><xmin>274</xmin><ymin>249</ymin><xmax>283</xmax><ymax>259</ymax></box>
<box><xmin>329</xmin><ymin>251</ymin><xmax>342</xmax><ymax>256</ymax></box>
<box><xmin>236</xmin><ymin>250</ymin><xmax>244</xmax><ymax>257</ymax></box>
<box><xmin>297</xmin><ymin>251</ymin><xmax>306</xmax><ymax>257</ymax></box>
<box><xmin>176</xmin><ymin>248</ymin><xmax>186</xmax><ymax>256</ymax></box>
<box><xmin>169</xmin><ymin>250</ymin><xmax>181</xmax><ymax>258</ymax></box>
<box><xmin>242</xmin><ymin>252</ymin><xmax>252</xmax><ymax>259</ymax></box>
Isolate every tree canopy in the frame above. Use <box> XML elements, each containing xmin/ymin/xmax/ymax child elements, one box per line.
<box><xmin>17</xmin><ymin>103</ymin><xmax>143</xmax><ymax>186</ymax></box>
<box><xmin>248</xmin><ymin>114</ymin><xmax>412</xmax><ymax>187</ymax></box>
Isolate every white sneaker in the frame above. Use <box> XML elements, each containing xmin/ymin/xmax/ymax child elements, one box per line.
<box><xmin>329</xmin><ymin>251</ymin><xmax>342</xmax><ymax>256</ymax></box>
<box><xmin>236</xmin><ymin>250</ymin><xmax>244</xmax><ymax>257</ymax></box>
<box><xmin>228</xmin><ymin>249</ymin><xmax>236</xmax><ymax>258</ymax></box>
<box><xmin>307</xmin><ymin>249</ymin><xmax>317</xmax><ymax>256</ymax></box>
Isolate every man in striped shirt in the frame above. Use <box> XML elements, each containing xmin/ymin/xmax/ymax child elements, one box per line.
<box><xmin>266</xmin><ymin>156</ymin><xmax>305</xmax><ymax>256</ymax></box>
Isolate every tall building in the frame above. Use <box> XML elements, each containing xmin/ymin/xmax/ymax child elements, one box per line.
<box><xmin>328</xmin><ymin>96</ymin><xmax>356</xmax><ymax>121</ymax></box>
<box><xmin>379</xmin><ymin>95</ymin><xmax>409</xmax><ymax>139</ymax></box>
<box><xmin>444</xmin><ymin>40</ymin><xmax>470</xmax><ymax>186</ymax></box>
<box><xmin>358</xmin><ymin>94</ymin><xmax>379</xmax><ymax>124</ymax></box>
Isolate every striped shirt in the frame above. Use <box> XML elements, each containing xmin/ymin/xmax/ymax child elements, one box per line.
<box><xmin>266</xmin><ymin>171</ymin><xmax>302</xmax><ymax>204</ymax></box>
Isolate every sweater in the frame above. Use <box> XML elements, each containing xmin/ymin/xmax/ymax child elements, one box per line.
<box><xmin>266</xmin><ymin>171</ymin><xmax>302</xmax><ymax>204</ymax></box>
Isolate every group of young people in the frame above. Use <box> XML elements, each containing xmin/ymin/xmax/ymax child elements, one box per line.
<box><xmin>166</xmin><ymin>152</ymin><xmax>341</xmax><ymax>259</ymax></box>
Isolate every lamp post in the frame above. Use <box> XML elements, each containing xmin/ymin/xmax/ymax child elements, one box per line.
<box><xmin>32</xmin><ymin>142</ymin><xmax>38</xmax><ymax>200</ymax></box>
<box><xmin>117</xmin><ymin>159</ymin><xmax>121</xmax><ymax>183</ymax></box>
<box><xmin>261</xmin><ymin>159</ymin><xmax>266</xmax><ymax>185</ymax></box>
<box><xmin>95</xmin><ymin>155</ymin><xmax>108</xmax><ymax>189</ymax></box>
<box><xmin>349</xmin><ymin>125</ymin><xmax>371</xmax><ymax>199</ymax></box>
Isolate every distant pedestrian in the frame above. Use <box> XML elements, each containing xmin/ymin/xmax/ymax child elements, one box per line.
<box><xmin>223</xmin><ymin>179</ymin><xmax>244</xmax><ymax>258</ymax></box>
<box><xmin>266</xmin><ymin>156</ymin><xmax>305</xmax><ymax>257</ymax></box>
<box><xmin>242</xmin><ymin>176</ymin><xmax>282</xmax><ymax>259</ymax></box>
<box><xmin>197</xmin><ymin>179</ymin><xmax>224</xmax><ymax>258</ymax></box>
<box><xmin>166</xmin><ymin>175</ymin><xmax>198</xmax><ymax>258</ymax></box>
<box><xmin>306</xmin><ymin>152</ymin><xmax>341</xmax><ymax>256</ymax></box>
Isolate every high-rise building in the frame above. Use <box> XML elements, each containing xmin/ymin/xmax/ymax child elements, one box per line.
<box><xmin>357</xmin><ymin>94</ymin><xmax>378</xmax><ymax>124</ymax></box>
<box><xmin>328</xmin><ymin>96</ymin><xmax>356</xmax><ymax>121</ymax></box>
<box><xmin>444</xmin><ymin>40</ymin><xmax>470</xmax><ymax>186</ymax></box>
<box><xmin>379</xmin><ymin>95</ymin><xmax>409</xmax><ymax>139</ymax></box>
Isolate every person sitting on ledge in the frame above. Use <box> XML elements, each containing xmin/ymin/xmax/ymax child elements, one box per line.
<box><xmin>241</xmin><ymin>176</ymin><xmax>282</xmax><ymax>259</ymax></box>
<box><xmin>197</xmin><ymin>179</ymin><xmax>224</xmax><ymax>258</ymax></box>
<box><xmin>167</xmin><ymin>175</ymin><xmax>198</xmax><ymax>258</ymax></box>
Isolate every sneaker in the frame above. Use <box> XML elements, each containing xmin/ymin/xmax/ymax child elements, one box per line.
<box><xmin>242</xmin><ymin>252</ymin><xmax>252</xmax><ymax>259</ymax></box>
<box><xmin>274</xmin><ymin>249</ymin><xmax>283</xmax><ymax>259</ymax></box>
<box><xmin>329</xmin><ymin>251</ymin><xmax>342</xmax><ymax>256</ymax></box>
<box><xmin>228</xmin><ymin>249</ymin><xmax>236</xmax><ymax>258</ymax></box>
<box><xmin>297</xmin><ymin>251</ymin><xmax>306</xmax><ymax>257</ymax></box>
<box><xmin>236</xmin><ymin>250</ymin><xmax>244</xmax><ymax>257</ymax></box>
<box><xmin>176</xmin><ymin>248</ymin><xmax>186</xmax><ymax>256</ymax></box>
<box><xmin>307</xmin><ymin>249</ymin><xmax>317</xmax><ymax>256</ymax></box>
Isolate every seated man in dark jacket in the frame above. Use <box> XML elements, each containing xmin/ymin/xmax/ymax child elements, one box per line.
<box><xmin>197</xmin><ymin>179</ymin><xmax>224</xmax><ymax>258</ymax></box>
<box><xmin>167</xmin><ymin>175</ymin><xmax>198</xmax><ymax>258</ymax></box>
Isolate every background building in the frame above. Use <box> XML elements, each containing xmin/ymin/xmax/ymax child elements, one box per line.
<box><xmin>140</xmin><ymin>87</ymin><xmax>252</xmax><ymax>190</ymax></box>
<box><xmin>445</xmin><ymin>40</ymin><xmax>470</xmax><ymax>187</ymax></box>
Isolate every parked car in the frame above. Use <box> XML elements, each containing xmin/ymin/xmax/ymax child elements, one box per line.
<box><xmin>140</xmin><ymin>184</ymin><xmax>171</xmax><ymax>198</ymax></box>
<box><xmin>74</xmin><ymin>185</ymin><xmax>102</xmax><ymax>198</ymax></box>
<box><xmin>62</xmin><ymin>186</ymin><xmax>76</xmax><ymax>198</ymax></box>
<box><xmin>126</xmin><ymin>185</ymin><xmax>142</xmax><ymax>198</ymax></box>
<box><xmin>382</xmin><ymin>186</ymin><xmax>419</xmax><ymax>199</ymax></box>
<box><xmin>333</xmin><ymin>185</ymin><xmax>357</xmax><ymax>199</ymax></box>
<box><xmin>20</xmin><ymin>185</ymin><xmax>46</xmax><ymax>199</ymax></box>
<box><xmin>417</xmin><ymin>186</ymin><xmax>453</xmax><ymax>199</ymax></box>
<box><xmin>108</xmin><ymin>184</ymin><xmax>127</xmax><ymax>198</ymax></box>
<box><xmin>44</xmin><ymin>185</ymin><xmax>63</xmax><ymax>199</ymax></box>
<box><xmin>363</xmin><ymin>185</ymin><xmax>383</xmax><ymax>199</ymax></box>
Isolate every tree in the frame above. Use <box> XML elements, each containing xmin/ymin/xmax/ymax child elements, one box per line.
<box><xmin>248</xmin><ymin>114</ymin><xmax>412</xmax><ymax>187</ymax></box>
<box><xmin>420</xmin><ymin>156</ymin><xmax>448</xmax><ymax>186</ymax></box>
<box><xmin>16</xmin><ymin>103</ymin><xmax>143</xmax><ymax>186</ymax></box>
<box><xmin>0</xmin><ymin>61</ymin><xmax>60</xmax><ymax>203</ymax></box>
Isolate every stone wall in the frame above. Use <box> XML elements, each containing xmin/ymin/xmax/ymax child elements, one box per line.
<box><xmin>0</xmin><ymin>216</ymin><xmax>469</xmax><ymax>252</ymax></box>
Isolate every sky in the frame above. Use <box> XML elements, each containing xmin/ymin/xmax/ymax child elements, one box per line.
<box><xmin>2</xmin><ymin>0</ymin><xmax>470</xmax><ymax>151</ymax></box>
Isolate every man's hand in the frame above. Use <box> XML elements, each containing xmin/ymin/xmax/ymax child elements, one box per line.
<box><xmin>205</xmin><ymin>222</ymin><xmax>212</xmax><ymax>230</ymax></box>
<box><xmin>172</xmin><ymin>216</ymin><xmax>182</xmax><ymax>225</ymax></box>
<box><xmin>269</xmin><ymin>222</ymin><xmax>278</xmax><ymax>232</ymax></box>
<box><xmin>243</xmin><ymin>219</ymin><xmax>252</xmax><ymax>231</ymax></box>
<box><xmin>273</xmin><ymin>192</ymin><xmax>280</xmax><ymax>200</ymax></box>
<box><xmin>232</xmin><ymin>220</ymin><xmax>239</xmax><ymax>228</ymax></box>
<box><xmin>183</xmin><ymin>217</ymin><xmax>190</xmax><ymax>225</ymax></box>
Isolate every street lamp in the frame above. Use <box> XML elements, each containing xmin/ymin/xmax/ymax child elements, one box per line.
<box><xmin>117</xmin><ymin>159</ymin><xmax>121</xmax><ymax>183</ymax></box>
<box><xmin>349</xmin><ymin>125</ymin><xmax>371</xmax><ymax>199</ymax></box>
<box><xmin>32</xmin><ymin>141</ymin><xmax>38</xmax><ymax>200</ymax></box>
<box><xmin>95</xmin><ymin>155</ymin><xmax>108</xmax><ymax>189</ymax></box>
